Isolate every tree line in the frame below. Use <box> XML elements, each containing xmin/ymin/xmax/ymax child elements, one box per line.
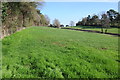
<box><xmin>1</xmin><ymin>1</ymin><xmax>50</xmax><ymax>38</ymax></box>
<box><xmin>49</xmin><ymin>19</ymin><xmax>75</xmax><ymax>28</ymax></box>
<box><xmin>76</xmin><ymin>9</ymin><xmax>120</xmax><ymax>33</ymax></box>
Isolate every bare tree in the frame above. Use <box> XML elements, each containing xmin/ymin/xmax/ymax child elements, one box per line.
<box><xmin>69</xmin><ymin>21</ymin><xmax>74</xmax><ymax>27</ymax></box>
<box><xmin>44</xmin><ymin>15</ymin><xmax>50</xmax><ymax>26</ymax></box>
<box><xmin>82</xmin><ymin>17</ymin><xmax>87</xmax><ymax>26</ymax></box>
<box><xmin>101</xmin><ymin>13</ymin><xmax>110</xmax><ymax>33</ymax></box>
<box><xmin>53</xmin><ymin>19</ymin><xmax>60</xmax><ymax>28</ymax></box>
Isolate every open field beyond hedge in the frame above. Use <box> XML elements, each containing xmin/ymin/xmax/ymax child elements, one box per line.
<box><xmin>66</xmin><ymin>26</ymin><xmax>119</xmax><ymax>34</ymax></box>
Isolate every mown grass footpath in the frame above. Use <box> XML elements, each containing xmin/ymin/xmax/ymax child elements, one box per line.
<box><xmin>2</xmin><ymin>27</ymin><xmax>119</xmax><ymax>78</ymax></box>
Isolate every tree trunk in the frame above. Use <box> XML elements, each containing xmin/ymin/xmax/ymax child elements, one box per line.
<box><xmin>6</xmin><ymin>28</ymin><xmax>9</xmax><ymax>36</ymax></box>
<box><xmin>22</xmin><ymin>12</ymin><xmax>26</xmax><ymax>27</ymax></box>
<box><xmin>101</xmin><ymin>27</ymin><xmax>103</xmax><ymax>33</ymax></box>
<box><xmin>10</xmin><ymin>27</ymin><xmax>13</xmax><ymax>34</ymax></box>
<box><xmin>3</xmin><ymin>26</ymin><xmax>6</xmax><ymax>37</ymax></box>
<box><xmin>105</xmin><ymin>27</ymin><xmax>108</xmax><ymax>33</ymax></box>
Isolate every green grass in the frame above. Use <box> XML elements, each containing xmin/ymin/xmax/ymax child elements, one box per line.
<box><xmin>0</xmin><ymin>39</ymin><xmax>1</xmax><ymax>78</ymax></box>
<box><xmin>2</xmin><ymin>27</ymin><xmax>119</xmax><ymax>78</ymax></box>
<box><xmin>66</xmin><ymin>26</ymin><xmax>119</xmax><ymax>34</ymax></box>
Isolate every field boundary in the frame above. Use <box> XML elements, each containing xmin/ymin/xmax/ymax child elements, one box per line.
<box><xmin>62</xmin><ymin>28</ymin><xmax>120</xmax><ymax>37</ymax></box>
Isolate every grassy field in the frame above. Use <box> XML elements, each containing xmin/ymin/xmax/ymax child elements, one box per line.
<box><xmin>2</xmin><ymin>27</ymin><xmax>119</xmax><ymax>78</ymax></box>
<box><xmin>0</xmin><ymin>39</ymin><xmax>1</xmax><ymax>78</ymax></box>
<box><xmin>65</xmin><ymin>26</ymin><xmax>119</xmax><ymax>34</ymax></box>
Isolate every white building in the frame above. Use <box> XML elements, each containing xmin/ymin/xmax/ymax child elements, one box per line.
<box><xmin>119</xmin><ymin>1</ymin><xmax>120</xmax><ymax>13</ymax></box>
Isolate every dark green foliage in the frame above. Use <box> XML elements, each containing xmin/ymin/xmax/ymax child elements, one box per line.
<box><xmin>1</xmin><ymin>2</ymin><xmax>49</xmax><ymax>38</ymax></box>
<box><xmin>76</xmin><ymin>9</ymin><xmax>120</xmax><ymax>29</ymax></box>
<box><xmin>1</xmin><ymin>2</ymin><xmax>8</xmax><ymax>22</ymax></box>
